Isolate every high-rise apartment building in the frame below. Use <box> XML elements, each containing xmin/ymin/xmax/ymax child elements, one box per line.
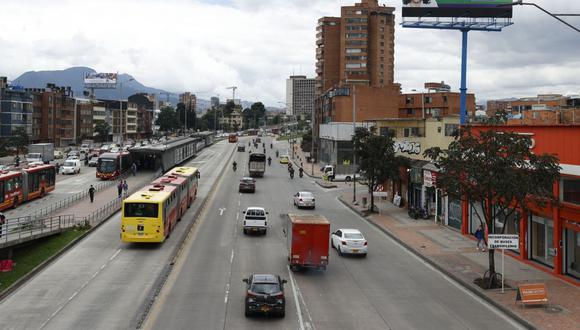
<box><xmin>179</xmin><ymin>92</ymin><xmax>197</xmax><ymax>112</ymax></box>
<box><xmin>210</xmin><ymin>96</ymin><xmax>220</xmax><ymax>108</ymax></box>
<box><xmin>286</xmin><ymin>75</ymin><xmax>315</xmax><ymax>119</ymax></box>
<box><xmin>0</xmin><ymin>77</ymin><xmax>33</xmax><ymax>138</ymax></box>
<box><xmin>315</xmin><ymin>0</ymin><xmax>396</xmax><ymax>94</ymax></box>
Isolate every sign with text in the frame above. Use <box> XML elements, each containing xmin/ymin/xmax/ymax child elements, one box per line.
<box><xmin>488</xmin><ymin>234</ymin><xmax>519</xmax><ymax>249</ymax></box>
<box><xmin>516</xmin><ymin>283</ymin><xmax>548</xmax><ymax>305</ymax></box>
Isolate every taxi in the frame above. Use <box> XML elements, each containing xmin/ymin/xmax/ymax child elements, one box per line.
<box><xmin>279</xmin><ymin>155</ymin><xmax>289</xmax><ymax>164</ymax></box>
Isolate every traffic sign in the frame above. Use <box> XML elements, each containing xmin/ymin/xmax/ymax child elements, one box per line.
<box><xmin>488</xmin><ymin>234</ymin><xmax>519</xmax><ymax>250</ymax></box>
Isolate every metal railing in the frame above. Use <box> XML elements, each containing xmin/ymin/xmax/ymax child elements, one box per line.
<box><xmin>0</xmin><ymin>215</ymin><xmax>76</xmax><ymax>248</ymax></box>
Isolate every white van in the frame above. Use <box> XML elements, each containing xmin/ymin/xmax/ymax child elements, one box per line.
<box><xmin>242</xmin><ymin>207</ymin><xmax>268</xmax><ymax>235</ymax></box>
<box><xmin>60</xmin><ymin>159</ymin><xmax>81</xmax><ymax>175</ymax></box>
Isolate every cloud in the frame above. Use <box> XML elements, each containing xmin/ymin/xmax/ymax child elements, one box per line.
<box><xmin>0</xmin><ymin>0</ymin><xmax>578</xmax><ymax>107</ymax></box>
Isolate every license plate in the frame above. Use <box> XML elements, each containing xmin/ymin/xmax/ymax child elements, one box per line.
<box><xmin>352</xmin><ymin>249</ymin><xmax>359</xmax><ymax>253</ymax></box>
<box><xmin>137</xmin><ymin>225</ymin><xmax>144</xmax><ymax>231</ymax></box>
<box><xmin>261</xmin><ymin>306</ymin><xmax>270</xmax><ymax>312</ymax></box>
<box><xmin>252</xmin><ymin>228</ymin><xmax>258</xmax><ymax>231</ymax></box>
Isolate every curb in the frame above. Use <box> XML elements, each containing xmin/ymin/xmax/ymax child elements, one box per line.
<box><xmin>315</xmin><ymin>180</ymin><xmax>337</xmax><ymax>189</ymax></box>
<box><xmin>337</xmin><ymin>196</ymin><xmax>536</xmax><ymax>330</ymax></box>
<box><xmin>133</xmin><ymin>144</ymin><xmax>236</xmax><ymax>329</ymax></box>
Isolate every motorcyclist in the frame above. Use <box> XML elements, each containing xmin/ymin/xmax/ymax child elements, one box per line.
<box><xmin>267</xmin><ymin>157</ymin><xmax>272</xmax><ymax>166</ymax></box>
<box><xmin>270</xmin><ymin>143</ymin><xmax>273</xmax><ymax>149</ymax></box>
<box><xmin>299</xmin><ymin>167</ymin><xmax>304</xmax><ymax>178</ymax></box>
<box><xmin>232</xmin><ymin>161</ymin><xmax>237</xmax><ymax>171</ymax></box>
<box><xmin>275</xmin><ymin>150</ymin><xmax>279</xmax><ymax>157</ymax></box>
<box><xmin>289</xmin><ymin>167</ymin><xmax>295</xmax><ymax>179</ymax></box>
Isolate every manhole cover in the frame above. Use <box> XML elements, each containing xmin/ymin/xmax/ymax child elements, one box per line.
<box><xmin>545</xmin><ymin>305</ymin><xmax>563</xmax><ymax>314</ymax></box>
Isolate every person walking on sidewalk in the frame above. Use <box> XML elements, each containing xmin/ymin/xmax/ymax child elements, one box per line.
<box><xmin>474</xmin><ymin>225</ymin><xmax>486</xmax><ymax>251</ymax></box>
<box><xmin>88</xmin><ymin>185</ymin><xmax>95</xmax><ymax>203</ymax></box>
<box><xmin>0</xmin><ymin>212</ymin><xmax>5</xmax><ymax>238</ymax></box>
<box><xmin>117</xmin><ymin>180</ymin><xmax>123</xmax><ymax>198</ymax></box>
<box><xmin>123</xmin><ymin>180</ymin><xmax>129</xmax><ymax>197</ymax></box>
<box><xmin>131</xmin><ymin>162</ymin><xmax>137</xmax><ymax>176</ymax></box>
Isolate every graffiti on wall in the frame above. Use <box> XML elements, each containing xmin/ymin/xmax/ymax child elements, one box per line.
<box><xmin>394</xmin><ymin>140</ymin><xmax>421</xmax><ymax>155</ymax></box>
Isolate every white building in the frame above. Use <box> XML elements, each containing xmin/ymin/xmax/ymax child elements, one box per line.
<box><xmin>286</xmin><ymin>75</ymin><xmax>315</xmax><ymax>119</ymax></box>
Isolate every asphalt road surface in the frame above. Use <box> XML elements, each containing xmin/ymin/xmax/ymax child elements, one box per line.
<box><xmin>0</xmin><ymin>140</ymin><xmax>235</xmax><ymax>330</ymax></box>
<box><xmin>144</xmin><ymin>137</ymin><xmax>525</xmax><ymax>330</ymax></box>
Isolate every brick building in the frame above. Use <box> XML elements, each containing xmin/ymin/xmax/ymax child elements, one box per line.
<box><xmin>487</xmin><ymin>94</ymin><xmax>580</xmax><ymax>125</ymax></box>
<box><xmin>399</xmin><ymin>82</ymin><xmax>475</xmax><ymax>119</ymax></box>
<box><xmin>179</xmin><ymin>92</ymin><xmax>197</xmax><ymax>112</ymax></box>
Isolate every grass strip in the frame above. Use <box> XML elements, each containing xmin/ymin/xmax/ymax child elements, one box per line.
<box><xmin>0</xmin><ymin>228</ymin><xmax>88</xmax><ymax>291</ymax></box>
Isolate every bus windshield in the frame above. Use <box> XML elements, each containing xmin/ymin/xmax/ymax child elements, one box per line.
<box><xmin>98</xmin><ymin>158</ymin><xmax>117</xmax><ymax>173</ymax></box>
<box><xmin>124</xmin><ymin>203</ymin><xmax>159</xmax><ymax>218</ymax></box>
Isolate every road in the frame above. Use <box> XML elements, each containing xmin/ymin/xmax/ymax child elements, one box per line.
<box><xmin>144</xmin><ymin>136</ymin><xmax>525</xmax><ymax>330</ymax></box>
<box><xmin>0</xmin><ymin>140</ymin><xmax>235</xmax><ymax>330</ymax></box>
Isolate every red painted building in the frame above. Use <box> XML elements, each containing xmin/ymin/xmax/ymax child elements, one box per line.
<box><xmin>467</xmin><ymin>125</ymin><xmax>580</xmax><ymax>280</ymax></box>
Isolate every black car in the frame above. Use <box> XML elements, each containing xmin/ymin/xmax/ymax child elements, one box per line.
<box><xmin>243</xmin><ymin>274</ymin><xmax>287</xmax><ymax>318</ymax></box>
<box><xmin>238</xmin><ymin>143</ymin><xmax>246</xmax><ymax>152</ymax></box>
<box><xmin>239</xmin><ymin>177</ymin><xmax>256</xmax><ymax>193</ymax></box>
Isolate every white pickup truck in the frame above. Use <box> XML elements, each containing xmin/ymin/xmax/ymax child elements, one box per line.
<box><xmin>322</xmin><ymin>165</ymin><xmax>356</xmax><ymax>182</ymax></box>
<box><xmin>242</xmin><ymin>207</ymin><xmax>269</xmax><ymax>235</ymax></box>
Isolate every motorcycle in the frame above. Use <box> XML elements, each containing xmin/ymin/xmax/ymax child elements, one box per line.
<box><xmin>275</xmin><ymin>151</ymin><xmax>279</xmax><ymax>157</ymax></box>
<box><xmin>270</xmin><ymin>143</ymin><xmax>273</xmax><ymax>149</ymax></box>
<box><xmin>289</xmin><ymin>171</ymin><xmax>294</xmax><ymax>179</ymax></box>
<box><xmin>233</xmin><ymin>163</ymin><xmax>237</xmax><ymax>172</ymax></box>
<box><xmin>268</xmin><ymin>158</ymin><xmax>272</xmax><ymax>166</ymax></box>
<box><xmin>299</xmin><ymin>169</ymin><xmax>303</xmax><ymax>178</ymax></box>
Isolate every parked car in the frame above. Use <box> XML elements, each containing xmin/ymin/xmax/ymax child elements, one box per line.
<box><xmin>293</xmin><ymin>191</ymin><xmax>315</xmax><ymax>209</ymax></box>
<box><xmin>54</xmin><ymin>150</ymin><xmax>64</xmax><ymax>159</ymax></box>
<box><xmin>243</xmin><ymin>274</ymin><xmax>286</xmax><ymax>318</ymax></box>
<box><xmin>60</xmin><ymin>159</ymin><xmax>81</xmax><ymax>175</ymax></box>
<box><xmin>239</xmin><ymin>177</ymin><xmax>256</xmax><ymax>193</ymax></box>
<box><xmin>242</xmin><ymin>207</ymin><xmax>268</xmax><ymax>235</ymax></box>
<box><xmin>88</xmin><ymin>156</ymin><xmax>99</xmax><ymax>167</ymax></box>
<box><xmin>330</xmin><ymin>229</ymin><xmax>368</xmax><ymax>257</ymax></box>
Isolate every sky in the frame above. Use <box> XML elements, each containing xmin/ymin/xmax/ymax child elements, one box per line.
<box><xmin>0</xmin><ymin>0</ymin><xmax>578</xmax><ymax>107</ymax></box>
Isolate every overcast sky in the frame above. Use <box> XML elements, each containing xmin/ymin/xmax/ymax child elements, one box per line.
<box><xmin>0</xmin><ymin>0</ymin><xmax>578</xmax><ymax>106</ymax></box>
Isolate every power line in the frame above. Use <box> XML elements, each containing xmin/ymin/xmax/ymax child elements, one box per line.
<box><xmin>507</xmin><ymin>1</ymin><xmax>580</xmax><ymax>33</ymax></box>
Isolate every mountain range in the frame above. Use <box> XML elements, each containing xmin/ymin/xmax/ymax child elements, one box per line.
<box><xmin>10</xmin><ymin>67</ymin><xmax>281</xmax><ymax>112</ymax></box>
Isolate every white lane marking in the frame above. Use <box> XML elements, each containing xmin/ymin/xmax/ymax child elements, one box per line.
<box><xmin>337</xmin><ymin>197</ymin><xmax>525</xmax><ymax>330</ymax></box>
<box><xmin>109</xmin><ymin>248</ymin><xmax>122</xmax><ymax>261</ymax></box>
<box><xmin>40</xmin><ymin>249</ymin><xmax>123</xmax><ymax>329</ymax></box>
<box><xmin>236</xmin><ymin>213</ymin><xmax>239</xmax><ymax>220</ymax></box>
<box><xmin>230</xmin><ymin>249</ymin><xmax>235</xmax><ymax>263</ymax></box>
<box><xmin>287</xmin><ymin>266</ymin><xmax>306</xmax><ymax>330</ymax></box>
<box><xmin>219</xmin><ymin>208</ymin><xmax>226</xmax><ymax>216</ymax></box>
<box><xmin>224</xmin><ymin>249</ymin><xmax>235</xmax><ymax>305</ymax></box>
<box><xmin>238</xmin><ymin>200</ymin><xmax>241</xmax><ymax>206</ymax></box>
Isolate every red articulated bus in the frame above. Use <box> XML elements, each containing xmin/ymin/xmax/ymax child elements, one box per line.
<box><xmin>228</xmin><ymin>134</ymin><xmax>238</xmax><ymax>143</ymax></box>
<box><xmin>166</xmin><ymin>167</ymin><xmax>200</xmax><ymax>208</ymax></box>
<box><xmin>152</xmin><ymin>174</ymin><xmax>189</xmax><ymax>221</ymax></box>
<box><xmin>0</xmin><ymin>164</ymin><xmax>56</xmax><ymax>212</ymax></box>
<box><xmin>97</xmin><ymin>152</ymin><xmax>132</xmax><ymax>180</ymax></box>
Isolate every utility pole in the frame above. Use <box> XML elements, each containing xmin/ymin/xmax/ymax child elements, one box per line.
<box><xmin>352</xmin><ymin>83</ymin><xmax>357</xmax><ymax>205</ymax></box>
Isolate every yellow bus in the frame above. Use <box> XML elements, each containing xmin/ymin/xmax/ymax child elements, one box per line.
<box><xmin>121</xmin><ymin>184</ymin><xmax>179</xmax><ymax>243</ymax></box>
<box><xmin>166</xmin><ymin>167</ymin><xmax>200</xmax><ymax>207</ymax></box>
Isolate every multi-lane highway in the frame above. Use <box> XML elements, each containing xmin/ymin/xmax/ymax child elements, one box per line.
<box><xmin>144</xmin><ymin>137</ymin><xmax>524</xmax><ymax>330</ymax></box>
<box><xmin>0</xmin><ymin>137</ymin><xmax>525</xmax><ymax>330</ymax></box>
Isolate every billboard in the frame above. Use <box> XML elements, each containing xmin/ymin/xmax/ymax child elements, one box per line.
<box><xmin>402</xmin><ymin>0</ymin><xmax>513</xmax><ymax>18</ymax></box>
<box><xmin>84</xmin><ymin>72</ymin><xmax>118</xmax><ymax>89</ymax></box>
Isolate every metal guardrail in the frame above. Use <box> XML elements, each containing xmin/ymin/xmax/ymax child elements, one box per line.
<box><xmin>23</xmin><ymin>170</ymin><xmax>134</xmax><ymax>222</ymax></box>
<box><xmin>0</xmin><ymin>215</ymin><xmax>76</xmax><ymax>248</ymax></box>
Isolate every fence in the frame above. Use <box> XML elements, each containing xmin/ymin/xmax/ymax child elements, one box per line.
<box><xmin>0</xmin><ymin>215</ymin><xmax>76</xmax><ymax>249</ymax></box>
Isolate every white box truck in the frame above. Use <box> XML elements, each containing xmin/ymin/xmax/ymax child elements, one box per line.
<box><xmin>27</xmin><ymin>143</ymin><xmax>54</xmax><ymax>164</ymax></box>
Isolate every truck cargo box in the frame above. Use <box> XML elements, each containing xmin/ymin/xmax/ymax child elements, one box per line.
<box><xmin>286</xmin><ymin>214</ymin><xmax>330</xmax><ymax>271</ymax></box>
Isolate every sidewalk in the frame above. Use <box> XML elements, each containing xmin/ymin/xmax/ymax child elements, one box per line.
<box><xmin>340</xmin><ymin>191</ymin><xmax>580</xmax><ymax>330</ymax></box>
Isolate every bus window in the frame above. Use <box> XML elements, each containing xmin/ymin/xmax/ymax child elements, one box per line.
<box><xmin>124</xmin><ymin>203</ymin><xmax>159</xmax><ymax>218</ymax></box>
<box><xmin>0</xmin><ymin>181</ymin><xmax>4</xmax><ymax>203</ymax></box>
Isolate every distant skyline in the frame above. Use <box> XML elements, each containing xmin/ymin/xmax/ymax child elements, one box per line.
<box><xmin>0</xmin><ymin>0</ymin><xmax>578</xmax><ymax>107</ymax></box>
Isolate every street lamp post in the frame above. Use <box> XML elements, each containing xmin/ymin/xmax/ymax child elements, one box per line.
<box><xmin>352</xmin><ymin>83</ymin><xmax>357</xmax><ymax>205</ymax></box>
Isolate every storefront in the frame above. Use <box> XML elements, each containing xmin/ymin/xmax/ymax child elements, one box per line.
<box><xmin>447</xmin><ymin>197</ymin><xmax>463</xmax><ymax>230</ymax></box>
<box><xmin>467</xmin><ymin>125</ymin><xmax>580</xmax><ymax>280</ymax></box>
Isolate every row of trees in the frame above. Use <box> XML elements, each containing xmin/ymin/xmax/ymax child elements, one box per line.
<box><xmin>353</xmin><ymin>126</ymin><xmax>560</xmax><ymax>287</ymax></box>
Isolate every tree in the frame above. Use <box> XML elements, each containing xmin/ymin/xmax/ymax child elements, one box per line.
<box><xmin>250</xmin><ymin>102</ymin><xmax>266</xmax><ymax>129</ymax></box>
<box><xmin>424</xmin><ymin>127</ymin><xmax>560</xmax><ymax>287</ymax></box>
<box><xmin>353</xmin><ymin>127</ymin><xmax>404</xmax><ymax>213</ymax></box>
<box><xmin>94</xmin><ymin>120</ymin><xmax>111</xmax><ymax>142</ymax></box>
<box><xmin>273</xmin><ymin>114</ymin><xmax>282</xmax><ymax>125</ymax></box>
<box><xmin>10</xmin><ymin>127</ymin><xmax>30</xmax><ymax>156</ymax></box>
<box><xmin>300</xmin><ymin>129</ymin><xmax>313</xmax><ymax>153</ymax></box>
<box><xmin>155</xmin><ymin>106</ymin><xmax>180</xmax><ymax>132</ymax></box>
<box><xmin>176</xmin><ymin>102</ymin><xmax>196</xmax><ymax>132</ymax></box>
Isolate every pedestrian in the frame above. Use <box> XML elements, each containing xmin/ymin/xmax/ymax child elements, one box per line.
<box><xmin>131</xmin><ymin>162</ymin><xmax>137</xmax><ymax>176</ymax></box>
<box><xmin>117</xmin><ymin>180</ymin><xmax>123</xmax><ymax>198</ymax></box>
<box><xmin>88</xmin><ymin>185</ymin><xmax>95</xmax><ymax>203</ymax></box>
<box><xmin>123</xmin><ymin>180</ymin><xmax>129</xmax><ymax>197</ymax></box>
<box><xmin>474</xmin><ymin>225</ymin><xmax>486</xmax><ymax>251</ymax></box>
<box><xmin>0</xmin><ymin>212</ymin><xmax>5</xmax><ymax>238</ymax></box>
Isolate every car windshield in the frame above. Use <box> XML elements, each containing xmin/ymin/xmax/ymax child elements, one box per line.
<box><xmin>300</xmin><ymin>192</ymin><xmax>314</xmax><ymax>198</ymax></box>
<box><xmin>251</xmin><ymin>283</ymin><xmax>280</xmax><ymax>295</ymax></box>
<box><xmin>124</xmin><ymin>203</ymin><xmax>159</xmax><ymax>218</ymax></box>
<box><xmin>344</xmin><ymin>233</ymin><xmax>363</xmax><ymax>239</ymax></box>
<box><xmin>64</xmin><ymin>161</ymin><xmax>76</xmax><ymax>167</ymax></box>
<box><xmin>98</xmin><ymin>159</ymin><xmax>117</xmax><ymax>173</ymax></box>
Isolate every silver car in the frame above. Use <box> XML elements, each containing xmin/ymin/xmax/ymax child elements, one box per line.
<box><xmin>293</xmin><ymin>191</ymin><xmax>315</xmax><ymax>209</ymax></box>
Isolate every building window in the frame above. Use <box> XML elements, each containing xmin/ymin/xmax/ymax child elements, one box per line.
<box><xmin>530</xmin><ymin>213</ymin><xmax>554</xmax><ymax>267</ymax></box>
<box><xmin>445</xmin><ymin>124</ymin><xmax>459</xmax><ymax>136</ymax></box>
<box><xmin>562</xmin><ymin>177</ymin><xmax>580</xmax><ymax>205</ymax></box>
<box><xmin>380</xmin><ymin>42</ymin><xmax>384</xmax><ymax>46</ymax></box>
<box><xmin>381</xmin><ymin>49</ymin><xmax>384</xmax><ymax>54</ymax></box>
<box><xmin>425</xmin><ymin>96</ymin><xmax>432</xmax><ymax>104</ymax></box>
<box><xmin>346</xmin><ymin>33</ymin><xmax>367</xmax><ymax>39</ymax></box>
<box><xmin>443</xmin><ymin>95</ymin><xmax>448</xmax><ymax>103</ymax></box>
<box><xmin>406</xmin><ymin>97</ymin><xmax>413</xmax><ymax>104</ymax></box>
<box><xmin>406</xmin><ymin>108</ymin><xmax>414</xmax><ymax>115</ymax></box>
<box><xmin>346</xmin><ymin>48</ymin><xmax>362</xmax><ymax>54</ymax></box>
<box><xmin>379</xmin><ymin>79</ymin><xmax>384</xmax><ymax>84</ymax></box>
<box><xmin>346</xmin><ymin>63</ymin><xmax>362</xmax><ymax>69</ymax></box>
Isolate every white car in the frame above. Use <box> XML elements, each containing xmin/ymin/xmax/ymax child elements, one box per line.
<box><xmin>242</xmin><ymin>207</ymin><xmax>268</xmax><ymax>235</ymax></box>
<box><xmin>331</xmin><ymin>229</ymin><xmax>368</xmax><ymax>257</ymax></box>
<box><xmin>110</xmin><ymin>147</ymin><xmax>120</xmax><ymax>153</ymax></box>
<box><xmin>54</xmin><ymin>150</ymin><xmax>64</xmax><ymax>159</ymax></box>
<box><xmin>293</xmin><ymin>191</ymin><xmax>315</xmax><ymax>209</ymax></box>
<box><xmin>100</xmin><ymin>144</ymin><xmax>110</xmax><ymax>152</ymax></box>
<box><xmin>60</xmin><ymin>159</ymin><xmax>81</xmax><ymax>175</ymax></box>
